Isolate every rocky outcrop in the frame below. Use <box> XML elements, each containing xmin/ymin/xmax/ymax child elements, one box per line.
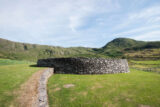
<box><xmin>37</xmin><ymin>58</ymin><xmax>129</xmax><ymax>74</ymax></box>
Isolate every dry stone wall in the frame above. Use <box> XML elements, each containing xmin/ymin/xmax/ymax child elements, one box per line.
<box><xmin>37</xmin><ymin>58</ymin><xmax>129</xmax><ymax>74</ymax></box>
<box><xmin>37</xmin><ymin>68</ymin><xmax>53</xmax><ymax>107</ymax></box>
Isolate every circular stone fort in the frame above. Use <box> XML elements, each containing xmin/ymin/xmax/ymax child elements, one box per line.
<box><xmin>37</xmin><ymin>58</ymin><xmax>129</xmax><ymax>74</ymax></box>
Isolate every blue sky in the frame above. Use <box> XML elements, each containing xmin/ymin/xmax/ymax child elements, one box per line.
<box><xmin>0</xmin><ymin>0</ymin><xmax>160</xmax><ymax>48</ymax></box>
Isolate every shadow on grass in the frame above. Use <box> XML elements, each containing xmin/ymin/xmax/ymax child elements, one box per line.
<box><xmin>29</xmin><ymin>64</ymin><xmax>53</xmax><ymax>68</ymax></box>
<box><xmin>29</xmin><ymin>64</ymin><xmax>46</xmax><ymax>68</ymax></box>
<box><xmin>29</xmin><ymin>64</ymin><xmax>38</xmax><ymax>67</ymax></box>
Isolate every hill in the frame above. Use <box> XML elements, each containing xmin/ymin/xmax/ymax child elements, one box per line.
<box><xmin>97</xmin><ymin>38</ymin><xmax>146</xmax><ymax>57</ymax></box>
<box><xmin>99</xmin><ymin>38</ymin><xmax>160</xmax><ymax>59</ymax></box>
<box><xmin>0</xmin><ymin>37</ymin><xmax>160</xmax><ymax>61</ymax></box>
<box><xmin>0</xmin><ymin>38</ymin><xmax>107</xmax><ymax>61</ymax></box>
<box><xmin>103</xmin><ymin>38</ymin><xmax>146</xmax><ymax>50</ymax></box>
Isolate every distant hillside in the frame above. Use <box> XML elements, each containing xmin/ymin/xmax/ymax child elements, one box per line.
<box><xmin>98</xmin><ymin>38</ymin><xmax>146</xmax><ymax>57</ymax></box>
<box><xmin>99</xmin><ymin>38</ymin><xmax>160</xmax><ymax>59</ymax></box>
<box><xmin>103</xmin><ymin>38</ymin><xmax>146</xmax><ymax>50</ymax></box>
<box><xmin>0</xmin><ymin>38</ymin><xmax>106</xmax><ymax>61</ymax></box>
<box><xmin>0</xmin><ymin>37</ymin><xmax>160</xmax><ymax>61</ymax></box>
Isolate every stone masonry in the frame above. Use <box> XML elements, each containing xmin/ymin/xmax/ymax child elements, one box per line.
<box><xmin>37</xmin><ymin>58</ymin><xmax>129</xmax><ymax>74</ymax></box>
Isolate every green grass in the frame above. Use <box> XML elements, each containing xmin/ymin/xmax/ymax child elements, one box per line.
<box><xmin>129</xmin><ymin>60</ymin><xmax>160</xmax><ymax>73</ymax></box>
<box><xmin>0</xmin><ymin>58</ymin><xmax>30</xmax><ymax>65</ymax></box>
<box><xmin>0</xmin><ymin>59</ymin><xmax>43</xmax><ymax>107</ymax></box>
<box><xmin>1</xmin><ymin>57</ymin><xmax>160</xmax><ymax>107</ymax></box>
<box><xmin>125</xmin><ymin>48</ymin><xmax>160</xmax><ymax>59</ymax></box>
<box><xmin>48</xmin><ymin>69</ymin><xmax>160</xmax><ymax>107</ymax></box>
<box><xmin>130</xmin><ymin>60</ymin><xmax>160</xmax><ymax>65</ymax></box>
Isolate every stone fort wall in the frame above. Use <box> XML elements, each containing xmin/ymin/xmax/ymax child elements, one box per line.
<box><xmin>37</xmin><ymin>58</ymin><xmax>130</xmax><ymax>74</ymax></box>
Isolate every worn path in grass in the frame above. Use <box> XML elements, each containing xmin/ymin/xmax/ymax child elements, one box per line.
<box><xmin>16</xmin><ymin>69</ymin><xmax>44</xmax><ymax>107</ymax></box>
<box><xmin>0</xmin><ymin>59</ymin><xmax>44</xmax><ymax>107</ymax></box>
<box><xmin>16</xmin><ymin>68</ymin><xmax>53</xmax><ymax>107</ymax></box>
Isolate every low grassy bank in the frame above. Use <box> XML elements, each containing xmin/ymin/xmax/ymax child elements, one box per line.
<box><xmin>129</xmin><ymin>60</ymin><xmax>160</xmax><ymax>73</ymax></box>
<box><xmin>48</xmin><ymin>60</ymin><xmax>160</xmax><ymax>107</ymax></box>
<box><xmin>0</xmin><ymin>59</ymin><xmax>43</xmax><ymax>107</ymax></box>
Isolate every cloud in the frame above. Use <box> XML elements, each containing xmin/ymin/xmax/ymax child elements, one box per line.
<box><xmin>0</xmin><ymin>0</ymin><xmax>121</xmax><ymax>47</ymax></box>
<box><xmin>107</xmin><ymin>4</ymin><xmax>160</xmax><ymax>42</ymax></box>
<box><xmin>129</xmin><ymin>6</ymin><xmax>160</xmax><ymax>19</ymax></box>
<box><xmin>133</xmin><ymin>30</ymin><xmax>160</xmax><ymax>41</ymax></box>
<box><xmin>113</xmin><ymin>25</ymin><xmax>160</xmax><ymax>37</ymax></box>
<box><xmin>112</xmin><ymin>5</ymin><xmax>160</xmax><ymax>31</ymax></box>
<box><xmin>0</xmin><ymin>0</ymin><xmax>160</xmax><ymax>47</ymax></box>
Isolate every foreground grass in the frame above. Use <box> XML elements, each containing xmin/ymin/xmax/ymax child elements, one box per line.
<box><xmin>0</xmin><ymin>59</ymin><xmax>42</xmax><ymax>107</ymax></box>
<box><xmin>48</xmin><ymin>69</ymin><xmax>160</xmax><ymax>107</ymax></box>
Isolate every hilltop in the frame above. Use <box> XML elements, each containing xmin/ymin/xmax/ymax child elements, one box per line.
<box><xmin>98</xmin><ymin>38</ymin><xmax>160</xmax><ymax>59</ymax></box>
<box><xmin>0</xmin><ymin>37</ymin><xmax>160</xmax><ymax>61</ymax></box>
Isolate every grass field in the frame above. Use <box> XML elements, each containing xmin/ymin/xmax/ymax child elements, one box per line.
<box><xmin>0</xmin><ymin>59</ymin><xmax>42</xmax><ymax>107</ymax></box>
<box><xmin>0</xmin><ymin>58</ymin><xmax>160</xmax><ymax>107</ymax></box>
<box><xmin>48</xmin><ymin>60</ymin><xmax>160</xmax><ymax>107</ymax></box>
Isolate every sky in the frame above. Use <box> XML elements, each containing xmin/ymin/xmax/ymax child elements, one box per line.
<box><xmin>0</xmin><ymin>0</ymin><xmax>160</xmax><ymax>48</ymax></box>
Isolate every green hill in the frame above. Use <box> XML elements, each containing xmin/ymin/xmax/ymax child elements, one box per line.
<box><xmin>0</xmin><ymin>37</ymin><xmax>160</xmax><ymax>61</ymax></box>
<box><xmin>0</xmin><ymin>38</ymin><xmax>100</xmax><ymax>61</ymax></box>
<box><xmin>103</xmin><ymin>38</ymin><xmax>146</xmax><ymax>50</ymax></box>
<box><xmin>98</xmin><ymin>38</ymin><xmax>146</xmax><ymax>57</ymax></box>
<box><xmin>97</xmin><ymin>38</ymin><xmax>160</xmax><ymax>58</ymax></box>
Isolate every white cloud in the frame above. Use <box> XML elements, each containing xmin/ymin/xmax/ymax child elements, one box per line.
<box><xmin>113</xmin><ymin>25</ymin><xmax>160</xmax><ymax>36</ymax></box>
<box><xmin>0</xmin><ymin>0</ymin><xmax>119</xmax><ymax>38</ymax></box>
<box><xmin>113</xmin><ymin>5</ymin><xmax>160</xmax><ymax>32</ymax></box>
<box><xmin>0</xmin><ymin>0</ymin><xmax>160</xmax><ymax>47</ymax></box>
<box><xmin>129</xmin><ymin>6</ymin><xmax>160</xmax><ymax>20</ymax></box>
<box><xmin>133</xmin><ymin>30</ymin><xmax>160</xmax><ymax>41</ymax></box>
<box><xmin>107</xmin><ymin>4</ymin><xmax>160</xmax><ymax>43</ymax></box>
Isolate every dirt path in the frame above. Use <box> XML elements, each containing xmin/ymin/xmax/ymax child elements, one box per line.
<box><xmin>15</xmin><ymin>68</ymin><xmax>53</xmax><ymax>107</ymax></box>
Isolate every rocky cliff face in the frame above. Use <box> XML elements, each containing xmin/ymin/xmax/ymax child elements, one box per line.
<box><xmin>37</xmin><ymin>58</ymin><xmax>130</xmax><ymax>74</ymax></box>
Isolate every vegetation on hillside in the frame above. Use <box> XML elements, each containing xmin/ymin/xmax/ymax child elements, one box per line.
<box><xmin>125</xmin><ymin>48</ymin><xmax>160</xmax><ymax>60</ymax></box>
<box><xmin>98</xmin><ymin>38</ymin><xmax>160</xmax><ymax>59</ymax></box>
<box><xmin>0</xmin><ymin>37</ymin><xmax>160</xmax><ymax>61</ymax></box>
<box><xmin>129</xmin><ymin>60</ymin><xmax>160</xmax><ymax>73</ymax></box>
<box><xmin>0</xmin><ymin>38</ymin><xmax>99</xmax><ymax>61</ymax></box>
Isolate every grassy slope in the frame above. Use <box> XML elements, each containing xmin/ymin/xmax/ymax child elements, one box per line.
<box><xmin>102</xmin><ymin>38</ymin><xmax>146</xmax><ymax>51</ymax></box>
<box><xmin>48</xmin><ymin>60</ymin><xmax>160</xmax><ymax>107</ymax></box>
<box><xmin>0</xmin><ymin>37</ymin><xmax>160</xmax><ymax>61</ymax></box>
<box><xmin>99</xmin><ymin>38</ymin><xmax>160</xmax><ymax>58</ymax></box>
<box><xmin>125</xmin><ymin>48</ymin><xmax>160</xmax><ymax>60</ymax></box>
<box><xmin>98</xmin><ymin>38</ymin><xmax>146</xmax><ymax>57</ymax></box>
<box><xmin>0</xmin><ymin>59</ymin><xmax>43</xmax><ymax>107</ymax></box>
<box><xmin>130</xmin><ymin>60</ymin><xmax>160</xmax><ymax>65</ymax></box>
<box><xmin>0</xmin><ymin>38</ymin><xmax>100</xmax><ymax>62</ymax></box>
<box><xmin>129</xmin><ymin>60</ymin><xmax>160</xmax><ymax>73</ymax></box>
